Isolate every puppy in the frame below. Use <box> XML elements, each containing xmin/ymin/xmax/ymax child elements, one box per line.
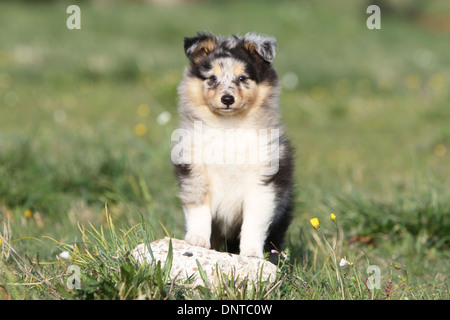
<box><xmin>172</xmin><ymin>32</ymin><xmax>294</xmax><ymax>258</ymax></box>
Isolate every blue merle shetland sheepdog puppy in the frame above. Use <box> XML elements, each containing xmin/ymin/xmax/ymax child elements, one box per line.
<box><xmin>173</xmin><ymin>32</ymin><xmax>294</xmax><ymax>259</ymax></box>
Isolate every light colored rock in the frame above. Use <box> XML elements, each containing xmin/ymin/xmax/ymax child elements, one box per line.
<box><xmin>131</xmin><ymin>237</ymin><xmax>277</xmax><ymax>288</ymax></box>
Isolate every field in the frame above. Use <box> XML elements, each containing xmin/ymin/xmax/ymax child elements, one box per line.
<box><xmin>0</xmin><ymin>0</ymin><xmax>449</xmax><ymax>300</ymax></box>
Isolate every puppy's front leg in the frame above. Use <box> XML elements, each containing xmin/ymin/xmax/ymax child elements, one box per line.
<box><xmin>174</xmin><ymin>163</ymin><xmax>212</xmax><ymax>249</ymax></box>
<box><xmin>184</xmin><ymin>205</ymin><xmax>212</xmax><ymax>249</ymax></box>
<box><xmin>239</xmin><ymin>185</ymin><xmax>276</xmax><ymax>258</ymax></box>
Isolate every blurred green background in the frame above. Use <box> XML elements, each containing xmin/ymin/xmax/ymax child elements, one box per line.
<box><xmin>0</xmin><ymin>0</ymin><xmax>449</xmax><ymax>297</ymax></box>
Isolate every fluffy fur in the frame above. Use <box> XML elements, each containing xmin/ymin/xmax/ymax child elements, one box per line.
<box><xmin>173</xmin><ymin>32</ymin><xmax>294</xmax><ymax>258</ymax></box>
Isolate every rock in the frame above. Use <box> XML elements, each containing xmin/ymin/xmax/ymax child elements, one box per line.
<box><xmin>131</xmin><ymin>237</ymin><xmax>278</xmax><ymax>288</ymax></box>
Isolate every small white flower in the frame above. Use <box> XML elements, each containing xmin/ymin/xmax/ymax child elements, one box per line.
<box><xmin>339</xmin><ymin>256</ymin><xmax>352</xmax><ymax>267</ymax></box>
<box><xmin>281</xmin><ymin>71</ymin><xmax>299</xmax><ymax>90</ymax></box>
<box><xmin>157</xmin><ymin>111</ymin><xmax>171</xmax><ymax>125</ymax></box>
<box><xmin>53</xmin><ymin>108</ymin><xmax>67</xmax><ymax>123</ymax></box>
<box><xmin>59</xmin><ymin>251</ymin><xmax>70</xmax><ymax>260</ymax></box>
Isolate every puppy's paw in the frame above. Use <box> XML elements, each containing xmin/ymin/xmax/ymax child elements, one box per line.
<box><xmin>240</xmin><ymin>247</ymin><xmax>264</xmax><ymax>258</ymax></box>
<box><xmin>185</xmin><ymin>233</ymin><xmax>211</xmax><ymax>249</ymax></box>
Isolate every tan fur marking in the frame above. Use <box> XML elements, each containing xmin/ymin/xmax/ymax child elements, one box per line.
<box><xmin>185</xmin><ymin>77</ymin><xmax>206</xmax><ymax>106</ymax></box>
<box><xmin>233</xmin><ymin>62</ymin><xmax>245</xmax><ymax>77</ymax></box>
<box><xmin>243</xmin><ymin>82</ymin><xmax>272</xmax><ymax>117</ymax></box>
<box><xmin>211</xmin><ymin>63</ymin><xmax>222</xmax><ymax>77</ymax></box>
<box><xmin>244</xmin><ymin>42</ymin><xmax>257</xmax><ymax>55</ymax></box>
<box><xmin>192</xmin><ymin>38</ymin><xmax>216</xmax><ymax>63</ymax></box>
<box><xmin>251</xmin><ymin>82</ymin><xmax>271</xmax><ymax>107</ymax></box>
<box><xmin>184</xmin><ymin>191</ymin><xmax>210</xmax><ymax>209</ymax></box>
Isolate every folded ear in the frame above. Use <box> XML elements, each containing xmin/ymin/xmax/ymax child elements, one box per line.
<box><xmin>242</xmin><ymin>33</ymin><xmax>277</xmax><ymax>63</ymax></box>
<box><xmin>184</xmin><ymin>32</ymin><xmax>217</xmax><ymax>64</ymax></box>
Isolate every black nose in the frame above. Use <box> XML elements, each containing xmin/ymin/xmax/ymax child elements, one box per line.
<box><xmin>221</xmin><ymin>95</ymin><xmax>235</xmax><ymax>106</ymax></box>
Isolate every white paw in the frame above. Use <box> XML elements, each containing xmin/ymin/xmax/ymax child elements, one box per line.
<box><xmin>240</xmin><ymin>247</ymin><xmax>264</xmax><ymax>258</ymax></box>
<box><xmin>185</xmin><ymin>233</ymin><xmax>211</xmax><ymax>249</ymax></box>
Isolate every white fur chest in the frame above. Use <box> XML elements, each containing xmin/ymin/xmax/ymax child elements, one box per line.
<box><xmin>200</xmin><ymin>124</ymin><xmax>266</xmax><ymax>229</ymax></box>
<box><xmin>206</xmin><ymin>163</ymin><xmax>259</xmax><ymax>226</ymax></box>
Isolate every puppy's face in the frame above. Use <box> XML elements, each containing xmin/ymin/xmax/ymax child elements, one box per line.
<box><xmin>182</xmin><ymin>33</ymin><xmax>278</xmax><ymax>117</ymax></box>
<box><xmin>200</xmin><ymin>57</ymin><xmax>258</xmax><ymax>116</ymax></box>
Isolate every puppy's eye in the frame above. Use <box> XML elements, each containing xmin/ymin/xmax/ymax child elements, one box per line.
<box><xmin>209</xmin><ymin>75</ymin><xmax>217</xmax><ymax>82</ymax></box>
<box><xmin>238</xmin><ymin>75</ymin><xmax>247</xmax><ymax>82</ymax></box>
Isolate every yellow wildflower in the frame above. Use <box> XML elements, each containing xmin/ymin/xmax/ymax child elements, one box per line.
<box><xmin>24</xmin><ymin>209</ymin><xmax>32</xmax><ymax>219</ymax></box>
<box><xmin>137</xmin><ymin>104</ymin><xmax>150</xmax><ymax>118</ymax></box>
<box><xmin>310</xmin><ymin>218</ymin><xmax>320</xmax><ymax>231</ymax></box>
<box><xmin>134</xmin><ymin>123</ymin><xmax>147</xmax><ymax>136</ymax></box>
<box><xmin>331</xmin><ymin>213</ymin><xmax>337</xmax><ymax>223</ymax></box>
<box><xmin>434</xmin><ymin>144</ymin><xmax>446</xmax><ymax>157</ymax></box>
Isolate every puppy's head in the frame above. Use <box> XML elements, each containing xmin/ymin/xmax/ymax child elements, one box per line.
<box><xmin>181</xmin><ymin>32</ymin><xmax>278</xmax><ymax>117</ymax></box>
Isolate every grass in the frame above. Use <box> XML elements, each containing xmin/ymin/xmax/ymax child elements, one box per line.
<box><xmin>0</xmin><ymin>207</ymin><xmax>422</xmax><ymax>300</ymax></box>
<box><xmin>0</xmin><ymin>0</ymin><xmax>449</xmax><ymax>300</ymax></box>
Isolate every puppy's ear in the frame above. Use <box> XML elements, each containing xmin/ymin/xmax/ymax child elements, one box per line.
<box><xmin>184</xmin><ymin>32</ymin><xmax>217</xmax><ymax>64</ymax></box>
<box><xmin>242</xmin><ymin>33</ymin><xmax>277</xmax><ymax>63</ymax></box>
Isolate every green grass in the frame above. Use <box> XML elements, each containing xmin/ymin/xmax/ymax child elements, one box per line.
<box><xmin>1</xmin><ymin>0</ymin><xmax>449</xmax><ymax>300</ymax></box>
